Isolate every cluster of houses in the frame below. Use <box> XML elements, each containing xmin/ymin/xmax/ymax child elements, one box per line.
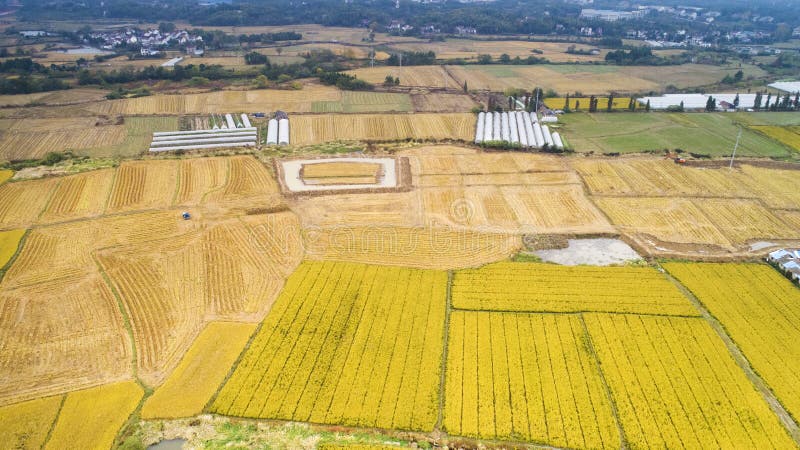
<box><xmin>87</xmin><ymin>28</ymin><xmax>204</xmax><ymax>57</ymax></box>
<box><xmin>767</xmin><ymin>249</ymin><xmax>800</xmax><ymax>283</ymax></box>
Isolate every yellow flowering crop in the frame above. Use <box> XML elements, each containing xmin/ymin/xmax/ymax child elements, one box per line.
<box><xmin>141</xmin><ymin>322</ymin><xmax>256</xmax><ymax>419</ymax></box>
<box><xmin>452</xmin><ymin>262</ymin><xmax>698</xmax><ymax>316</ymax></box>
<box><xmin>0</xmin><ymin>229</ymin><xmax>25</xmax><ymax>269</ymax></box>
<box><xmin>0</xmin><ymin>395</ymin><xmax>62</xmax><ymax>450</ymax></box>
<box><xmin>444</xmin><ymin>311</ymin><xmax>619</xmax><ymax>448</ymax></box>
<box><xmin>584</xmin><ymin>313</ymin><xmax>795</xmax><ymax>449</ymax></box>
<box><xmin>665</xmin><ymin>262</ymin><xmax>800</xmax><ymax>423</ymax></box>
<box><xmin>212</xmin><ymin>261</ymin><xmax>447</xmax><ymax>432</ymax></box>
<box><xmin>45</xmin><ymin>381</ymin><xmax>143</xmax><ymax>450</ymax></box>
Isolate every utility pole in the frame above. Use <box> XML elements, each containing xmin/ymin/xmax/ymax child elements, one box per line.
<box><xmin>729</xmin><ymin>127</ymin><xmax>742</xmax><ymax>170</ymax></box>
<box><xmin>443</xmin><ymin>65</ymin><xmax>447</xmax><ymax>89</ymax></box>
<box><xmin>370</xmin><ymin>49</ymin><xmax>374</xmax><ymax>68</ymax></box>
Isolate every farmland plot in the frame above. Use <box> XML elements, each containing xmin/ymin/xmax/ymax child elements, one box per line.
<box><xmin>0</xmin><ymin>177</ymin><xmax>58</xmax><ymax>229</ymax></box>
<box><xmin>46</xmin><ymin>381</ymin><xmax>143</xmax><ymax>450</ymax></box>
<box><xmin>0</xmin><ymin>395</ymin><xmax>62</xmax><ymax>450</ymax></box>
<box><xmin>212</xmin><ymin>261</ymin><xmax>447</xmax><ymax>432</ymax></box>
<box><xmin>106</xmin><ymin>160</ymin><xmax>179</xmax><ymax>213</ymax></box>
<box><xmin>290</xmin><ymin>114</ymin><xmax>475</xmax><ymax>145</ymax></box>
<box><xmin>584</xmin><ymin>314</ymin><xmax>795</xmax><ymax>449</ymax></box>
<box><xmin>451</xmin><ymin>261</ymin><xmax>698</xmax><ymax>316</ymax></box>
<box><xmin>290</xmin><ymin>192</ymin><xmax>422</xmax><ymax>228</ymax></box>
<box><xmin>664</xmin><ymin>263</ymin><xmax>800</xmax><ymax>422</ymax></box>
<box><xmin>98</xmin><ymin>212</ymin><xmax>302</xmax><ymax>386</ymax></box>
<box><xmin>142</xmin><ymin>322</ymin><xmax>256</xmax><ymax>419</ymax></box>
<box><xmin>39</xmin><ymin>168</ymin><xmax>115</xmax><ymax>223</ymax></box>
<box><xmin>0</xmin><ymin>229</ymin><xmax>24</xmax><ymax>268</ymax></box>
<box><xmin>174</xmin><ymin>157</ymin><xmax>229</xmax><ymax>206</ymax></box>
<box><xmin>444</xmin><ymin>312</ymin><xmax>619</xmax><ymax>448</ymax></box>
<box><xmin>0</xmin><ymin>117</ymin><xmax>127</xmax><ymax>160</ymax></box>
<box><xmin>750</xmin><ymin>125</ymin><xmax>800</xmax><ymax>152</ymax></box>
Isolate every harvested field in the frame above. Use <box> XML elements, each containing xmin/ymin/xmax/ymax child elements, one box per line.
<box><xmin>388</xmin><ymin>40</ymin><xmax>606</xmax><ymax>63</ymax></box>
<box><xmin>90</xmin><ymin>86</ymin><xmax>342</xmax><ymax>115</ymax></box>
<box><xmin>290</xmin><ymin>113</ymin><xmax>475</xmax><ymax>145</ymax></box>
<box><xmin>444</xmin><ymin>312</ymin><xmax>618</xmax><ymax>448</ymax></box>
<box><xmin>665</xmin><ymin>263</ymin><xmax>800</xmax><ymax>422</ymax></box>
<box><xmin>97</xmin><ymin>212</ymin><xmax>302</xmax><ymax>385</ymax></box>
<box><xmin>85</xmin><ymin>116</ymin><xmax>179</xmax><ymax>158</ymax></box>
<box><xmin>106</xmin><ymin>160</ymin><xmax>179</xmax><ymax>213</ymax></box>
<box><xmin>312</xmin><ymin>91</ymin><xmax>413</xmax><ymax>113</ymax></box>
<box><xmin>211</xmin><ymin>261</ymin><xmax>447</xmax><ymax>431</ymax></box>
<box><xmin>0</xmin><ymin>89</ymin><xmax>108</xmax><ymax>107</ymax></box>
<box><xmin>738</xmin><ymin>165</ymin><xmax>800</xmax><ymax>209</ymax></box>
<box><xmin>290</xmin><ymin>191</ymin><xmax>421</xmax><ymax>228</ymax></box>
<box><xmin>302</xmin><ymin>161</ymin><xmax>382</xmax><ymax>179</ymax></box>
<box><xmin>39</xmin><ymin>169</ymin><xmax>115</xmax><ymax>223</ymax></box>
<box><xmin>46</xmin><ymin>381</ymin><xmax>143</xmax><ymax>450</ymax></box>
<box><xmin>304</xmin><ymin>226</ymin><xmax>520</xmax><ymax>270</ymax></box>
<box><xmin>451</xmin><ymin>261</ymin><xmax>697</xmax><ymax>316</ymax></box>
<box><xmin>206</xmin><ymin>155</ymin><xmax>282</xmax><ymax>208</ymax></box>
<box><xmin>141</xmin><ymin>322</ymin><xmax>256</xmax><ymax>419</ymax></box>
<box><xmin>585</xmin><ymin>314</ymin><xmax>795</xmax><ymax>449</ymax></box>
<box><xmin>0</xmin><ymin>229</ymin><xmax>25</xmax><ymax>268</ymax></box>
<box><xmin>545</xmin><ymin>96</ymin><xmax>633</xmax><ymax>111</ymax></box>
<box><xmin>0</xmin><ymin>117</ymin><xmax>127</xmax><ymax>160</ymax></box>
<box><xmin>346</xmin><ymin>66</ymin><xmax>463</xmax><ymax>90</ymax></box>
<box><xmin>0</xmin><ymin>177</ymin><xmax>58</xmax><ymax>229</ymax></box>
<box><xmin>410</xmin><ymin>93</ymin><xmax>477</xmax><ymax>112</ymax></box>
<box><xmin>174</xmin><ymin>157</ymin><xmax>229</xmax><ymax>206</ymax></box>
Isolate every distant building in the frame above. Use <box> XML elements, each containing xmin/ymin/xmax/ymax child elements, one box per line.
<box><xmin>19</xmin><ymin>30</ymin><xmax>47</xmax><ymax>38</ymax></box>
<box><xmin>580</xmin><ymin>8</ymin><xmax>646</xmax><ymax>21</ymax></box>
<box><xmin>768</xmin><ymin>249</ymin><xmax>800</xmax><ymax>282</ymax></box>
<box><xmin>455</xmin><ymin>26</ymin><xmax>477</xmax><ymax>35</ymax></box>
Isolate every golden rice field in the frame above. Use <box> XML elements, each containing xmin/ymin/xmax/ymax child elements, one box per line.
<box><xmin>211</xmin><ymin>261</ymin><xmax>446</xmax><ymax>431</ymax></box>
<box><xmin>141</xmin><ymin>322</ymin><xmax>256</xmax><ymax>419</ymax></box>
<box><xmin>751</xmin><ymin>125</ymin><xmax>800</xmax><ymax>152</ymax></box>
<box><xmin>451</xmin><ymin>262</ymin><xmax>698</xmax><ymax>316</ymax></box>
<box><xmin>289</xmin><ymin>113</ymin><xmax>476</xmax><ymax>145</ymax></box>
<box><xmin>46</xmin><ymin>381</ymin><xmax>143</xmax><ymax>450</ymax></box>
<box><xmin>444</xmin><ymin>311</ymin><xmax>619</xmax><ymax>448</ymax></box>
<box><xmin>0</xmin><ymin>170</ymin><xmax>11</xmax><ymax>184</ymax></box>
<box><xmin>346</xmin><ymin>66</ymin><xmax>463</xmax><ymax>90</ymax></box>
<box><xmin>0</xmin><ymin>395</ymin><xmax>62</xmax><ymax>450</ymax></box>
<box><xmin>584</xmin><ymin>314</ymin><xmax>795</xmax><ymax>449</ymax></box>
<box><xmin>0</xmin><ymin>118</ymin><xmax>126</xmax><ymax>160</ymax></box>
<box><xmin>304</xmin><ymin>226</ymin><xmax>520</xmax><ymax>270</ymax></box>
<box><xmin>664</xmin><ymin>263</ymin><xmax>800</xmax><ymax>423</ymax></box>
<box><xmin>40</xmin><ymin>168</ymin><xmax>115</xmax><ymax>223</ymax></box>
<box><xmin>106</xmin><ymin>159</ymin><xmax>180</xmax><ymax>213</ymax></box>
<box><xmin>388</xmin><ymin>40</ymin><xmax>607</xmax><ymax>63</ymax></box>
<box><xmin>302</xmin><ymin>161</ymin><xmax>382</xmax><ymax>178</ymax></box>
<box><xmin>0</xmin><ymin>229</ymin><xmax>24</xmax><ymax>268</ymax></box>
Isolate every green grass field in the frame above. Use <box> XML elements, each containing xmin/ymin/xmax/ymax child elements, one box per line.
<box><xmin>559</xmin><ymin>112</ymin><xmax>794</xmax><ymax>157</ymax></box>
<box><xmin>732</xmin><ymin>112</ymin><xmax>800</xmax><ymax>127</ymax></box>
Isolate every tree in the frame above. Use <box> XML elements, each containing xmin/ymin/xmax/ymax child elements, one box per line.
<box><xmin>794</xmin><ymin>92</ymin><xmax>799</xmax><ymax>110</ymax></box>
<box><xmin>645</xmin><ymin>99</ymin><xmax>651</xmax><ymax>112</ymax></box>
<box><xmin>244</xmin><ymin>51</ymin><xmax>268</xmax><ymax>65</ymax></box>
<box><xmin>782</xmin><ymin>93</ymin><xmax>791</xmax><ymax>110</ymax></box>
<box><xmin>499</xmin><ymin>53</ymin><xmax>511</xmax><ymax>64</ymax></box>
<box><xmin>628</xmin><ymin>97</ymin><xmax>635</xmax><ymax>112</ymax></box>
<box><xmin>575</xmin><ymin>100</ymin><xmax>580</xmax><ymax>111</ymax></box>
<box><xmin>706</xmin><ymin>96</ymin><xmax>716</xmax><ymax>112</ymax></box>
<box><xmin>765</xmin><ymin>93</ymin><xmax>772</xmax><ymax>109</ymax></box>
<box><xmin>734</xmin><ymin>70</ymin><xmax>744</xmax><ymax>82</ymax></box>
<box><xmin>754</xmin><ymin>92</ymin><xmax>763</xmax><ymax>110</ymax></box>
<box><xmin>509</xmin><ymin>96</ymin><xmax>514</xmax><ymax>110</ymax></box>
<box><xmin>607</xmin><ymin>93</ymin><xmax>614</xmax><ymax>112</ymax></box>
<box><xmin>563</xmin><ymin>93</ymin><xmax>570</xmax><ymax>112</ymax></box>
<box><xmin>679</xmin><ymin>100</ymin><xmax>685</xmax><ymax>112</ymax></box>
<box><xmin>477</xmin><ymin>54</ymin><xmax>492</xmax><ymax>64</ymax></box>
<box><xmin>394</xmin><ymin>77</ymin><xmax>400</xmax><ymax>85</ymax></box>
<box><xmin>463</xmin><ymin>81</ymin><xmax>468</xmax><ymax>92</ymax></box>
<box><xmin>384</xmin><ymin>75</ymin><xmax>395</xmax><ymax>86</ymax></box>
<box><xmin>733</xmin><ymin>94</ymin><xmax>740</xmax><ymax>109</ymax></box>
<box><xmin>159</xmin><ymin>22</ymin><xmax>176</xmax><ymax>33</ymax></box>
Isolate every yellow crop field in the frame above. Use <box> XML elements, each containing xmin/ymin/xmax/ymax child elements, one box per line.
<box><xmin>289</xmin><ymin>113</ymin><xmax>475</xmax><ymax>145</ymax></box>
<box><xmin>0</xmin><ymin>177</ymin><xmax>58</xmax><ymax>228</ymax></box>
<box><xmin>0</xmin><ymin>395</ymin><xmax>62</xmax><ymax>450</ymax></box>
<box><xmin>346</xmin><ymin>66</ymin><xmax>463</xmax><ymax>89</ymax></box>
<box><xmin>290</xmin><ymin>192</ymin><xmax>421</xmax><ymax>228</ymax></box>
<box><xmin>393</xmin><ymin>40</ymin><xmax>606</xmax><ymax>63</ymax></box>
<box><xmin>0</xmin><ymin>169</ymin><xmax>12</xmax><ymax>184</ymax></box>
<box><xmin>106</xmin><ymin>160</ymin><xmax>179</xmax><ymax>213</ymax></box>
<box><xmin>738</xmin><ymin>165</ymin><xmax>800</xmax><ymax>209</ymax></box>
<box><xmin>212</xmin><ymin>261</ymin><xmax>446</xmax><ymax>431</ymax></box>
<box><xmin>693</xmin><ymin>198</ymin><xmax>800</xmax><ymax>243</ymax></box>
<box><xmin>40</xmin><ymin>169</ymin><xmax>114</xmax><ymax>223</ymax></box>
<box><xmin>445</xmin><ymin>312</ymin><xmax>619</xmax><ymax>448</ymax></box>
<box><xmin>584</xmin><ymin>314</ymin><xmax>795</xmax><ymax>449</ymax></box>
<box><xmin>46</xmin><ymin>381</ymin><xmax>143</xmax><ymax>450</ymax></box>
<box><xmin>141</xmin><ymin>322</ymin><xmax>256</xmax><ymax>419</ymax></box>
<box><xmin>451</xmin><ymin>261</ymin><xmax>698</xmax><ymax>315</ymax></box>
<box><xmin>664</xmin><ymin>263</ymin><xmax>800</xmax><ymax>422</ymax></box>
<box><xmin>545</xmin><ymin>96</ymin><xmax>633</xmax><ymax>111</ymax></box>
<box><xmin>751</xmin><ymin>125</ymin><xmax>800</xmax><ymax>151</ymax></box>
<box><xmin>0</xmin><ymin>229</ymin><xmax>24</xmax><ymax>268</ymax></box>
<box><xmin>411</xmin><ymin>93</ymin><xmax>478</xmax><ymax>113</ymax></box>
<box><xmin>207</xmin><ymin>155</ymin><xmax>281</xmax><ymax>208</ymax></box>
<box><xmin>98</xmin><ymin>212</ymin><xmax>302</xmax><ymax>386</ymax></box>
<box><xmin>305</xmin><ymin>226</ymin><xmax>520</xmax><ymax>270</ymax></box>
